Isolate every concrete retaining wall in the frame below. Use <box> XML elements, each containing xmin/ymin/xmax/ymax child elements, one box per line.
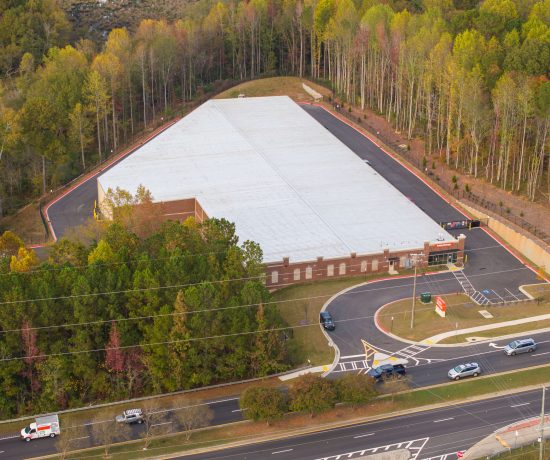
<box><xmin>461</xmin><ymin>203</ymin><xmax>550</xmax><ymax>274</ymax></box>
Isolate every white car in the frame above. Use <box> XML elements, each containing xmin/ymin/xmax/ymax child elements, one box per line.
<box><xmin>448</xmin><ymin>363</ymin><xmax>481</xmax><ymax>380</ymax></box>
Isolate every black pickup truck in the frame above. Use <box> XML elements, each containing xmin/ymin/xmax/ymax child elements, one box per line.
<box><xmin>367</xmin><ymin>364</ymin><xmax>407</xmax><ymax>382</ymax></box>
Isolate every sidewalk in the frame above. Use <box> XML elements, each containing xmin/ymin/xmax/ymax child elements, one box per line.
<box><xmin>421</xmin><ymin>314</ymin><xmax>550</xmax><ymax>345</ymax></box>
<box><xmin>464</xmin><ymin>415</ymin><xmax>550</xmax><ymax>459</ymax></box>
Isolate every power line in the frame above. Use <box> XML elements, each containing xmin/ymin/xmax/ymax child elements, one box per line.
<box><xmin>0</xmin><ymin>244</ymin><xmax>538</xmax><ymax>307</ymax></box>
<box><xmin>0</xmin><ymin>274</ymin><xmax>541</xmax><ymax>362</ymax></box>
<box><xmin>0</xmin><ymin>262</ymin><xmax>540</xmax><ymax>333</ymax></box>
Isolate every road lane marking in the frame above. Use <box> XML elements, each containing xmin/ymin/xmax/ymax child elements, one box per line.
<box><xmin>433</xmin><ymin>417</ymin><xmax>454</xmax><ymax>423</ymax></box>
<box><xmin>231</xmin><ymin>409</ymin><xmax>242</xmax><ymax>412</ymax></box>
<box><xmin>272</xmin><ymin>449</ymin><xmax>293</xmax><ymax>454</ymax></box>
<box><xmin>151</xmin><ymin>422</ymin><xmax>172</xmax><ymax>427</ymax></box>
<box><xmin>510</xmin><ymin>403</ymin><xmax>530</xmax><ymax>408</ymax></box>
<box><xmin>353</xmin><ymin>433</ymin><xmax>375</xmax><ymax>438</ymax></box>
<box><xmin>532</xmin><ymin>352</ymin><xmax>550</xmax><ymax>357</ymax></box>
<box><xmin>0</xmin><ymin>436</ymin><xmax>18</xmax><ymax>440</ymax></box>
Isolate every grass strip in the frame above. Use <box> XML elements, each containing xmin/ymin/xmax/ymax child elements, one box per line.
<box><xmin>42</xmin><ymin>364</ymin><xmax>550</xmax><ymax>460</ymax></box>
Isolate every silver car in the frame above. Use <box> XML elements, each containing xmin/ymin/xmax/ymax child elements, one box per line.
<box><xmin>115</xmin><ymin>408</ymin><xmax>144</xmax><ymax>424</ymax></box>
<box><xmin>503</xmin><ymin>338</ymin><xmax>536</xmax><ymax>356</ymax></box>
<box><xmin>448</xmin><ymin>362</ymin><xmax>481</xmax><ymax>380</ymax></box>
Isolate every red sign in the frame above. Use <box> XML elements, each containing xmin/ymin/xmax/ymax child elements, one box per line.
<box><xmin>435</xmin><ymin>243</ymin><xmax>453</xmax><ymax>248</ymax></box>
<box><xmin>457</xmin><ymin>451</ymin><xmax>464</xmax><ymax>458</ymax></box>
<box><xmin>435</xmin><ymin>296</ymin><xmax>446</xmax><ymax>318</ymax></box>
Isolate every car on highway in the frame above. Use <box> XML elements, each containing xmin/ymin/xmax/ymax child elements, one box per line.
<box><xmin>448</xmin><ymin>363</ymin><xmax>481</xmax><ymax>380</ymax></box>
<box><xmin>320</xmin><ymin>311</ymin><xmax>335</xmax><ymax>331</ymax></box>
<box><xmin>115</xmin><ymin>408</ymin><xmax>144</xmax><ymax>424</ymax></box>
<box><xmin>367</xmin><ymin>364</ymin><xmax>407</xmax><ymax>382</ymax></box>
<box><xmin>503</xmin><ymin>338</ymin><xmax>536</xmax><ymax>356</ymax></box>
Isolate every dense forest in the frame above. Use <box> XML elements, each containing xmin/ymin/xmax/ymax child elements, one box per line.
<box><xmin>0</xmin><ymin>0</ymin><xmax>548</xmax><ymax>217</ymax></box>
<box><xmin>0</xmin><ymin>219</ymin><xmax>288</xmax><ymax>417</ymax></box>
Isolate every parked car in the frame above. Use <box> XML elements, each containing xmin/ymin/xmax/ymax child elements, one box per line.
<box><xmin>20</xmin><ymin>415</ymin><xmax>60</xmax><ymax>442</ymax></box>
<box><xmin>367</xmin><ymin>364</ymin><xmax>407</xmax><ymax>382</ymax></box>
<box><xmin>115</xmin><ymin>408</ymin><xmax>144</xmax><ymax>424</ymax></box>
<box><xmin>448</xmin><ymin>363</ymin><xmax>481</xmax><ymax>380</ymax></box>
<box><xmin>504</xmin><ymin>338</ymin><xmax>537</xmax><ymax>356</ymax></box>
<box><xmin>320</xmin><ymin>311</ymin><xmax>335</xmax><ymax>331</ymax></box>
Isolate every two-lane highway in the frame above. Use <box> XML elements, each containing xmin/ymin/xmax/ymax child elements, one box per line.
<box><xmin>0</xmin><ymin>396</ymin><xmax>243</xmax><ymax>460</ymax></box>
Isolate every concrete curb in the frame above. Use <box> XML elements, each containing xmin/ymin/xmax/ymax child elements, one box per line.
<box><xmin>463</xmin><ymin>414</ymin><xmax>550</xmax><ymax>459</ymax></box>
<box><xmin>32</xmin><ymin>365</ymin><xmax>550</xmax><ymax>460</ymax></box>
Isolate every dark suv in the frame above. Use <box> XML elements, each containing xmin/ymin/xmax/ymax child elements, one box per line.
<box><xmin>320</xmin><ymin>311</ymin><xmax>335</xmax><ymax>331</ymax></box>
<box><xmin>367</xmin><ymin>364</ymin><xmax>407</xmax><ymax>382</ymax></box>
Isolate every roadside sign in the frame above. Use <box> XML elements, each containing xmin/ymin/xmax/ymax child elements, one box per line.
<box><xmin>435</xmin><ymin>296</ymin><xmax>446</xmax><ymax>318</ymax></box>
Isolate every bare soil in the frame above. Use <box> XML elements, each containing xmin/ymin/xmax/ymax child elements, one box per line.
<box><xmin>0</xmin><ymin>201</ymin><xmax>47</xmax><ymax>245</ymax></box>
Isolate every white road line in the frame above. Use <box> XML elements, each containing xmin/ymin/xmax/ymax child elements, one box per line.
<box><xmin>231</xmin><ymin>409</ymin><xmax>242</xmax><ymax>412</ymax></box>
<box><xmin>433</xmin><ymin>417</ymin><xmax>454</xmax><ymax>423</ymax></box>
<box><xmin>532</xmin><ymin>352</ymin><xmax>550</xmax><ymax>357</ymax></box>
<box><xmin>353</xmin><ymin>433</ymin><xmax>375</xmax><ymax>438</ymax></box>
<box><xmin>0</xmin><ymin>436</ymin><xmax>19</xmax><ymax>441</ymax></box>
<box><xmin>151</xmin><ymin>422</ymin><xmax>172</xmax><ymax>427</ymax></box>
<box><xmin>272</xmin><ymin>449</ymin><xmax>293</xmax><ymax>454</ymax></box>
<box><xmin>505</xmin><ymin>288</ymin><xmax>520</xmax><ymax>301</ymax></box>
<box><xmin>341</xmin><ymin>353</ymin><xmax>367</xmax><ymax>359</ymax></box>
<box><xmin>510</xmin><ymin>403</ymin><xmax>530</xmax><ymax>408</ymax></box>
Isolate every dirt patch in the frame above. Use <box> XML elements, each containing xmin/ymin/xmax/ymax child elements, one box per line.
<box><xmin>0</xmin><ymin>201</ymin><xmax>47</xmax><ymax>245</ymax></box>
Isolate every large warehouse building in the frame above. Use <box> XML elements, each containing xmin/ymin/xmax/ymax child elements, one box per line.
<box><xmin>97</xmin><ymin>96</ymin><xmax>464</xmax><ymax>288</ymax></box>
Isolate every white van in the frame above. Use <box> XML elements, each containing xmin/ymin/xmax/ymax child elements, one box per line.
<box><xmin>20</xmin><ymin>415</ymin><xmax>60</xmax><ymax>442</ymax></box>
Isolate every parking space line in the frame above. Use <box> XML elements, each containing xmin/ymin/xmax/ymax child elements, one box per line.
<box><xmin>510</xmin><ymin>403</ymin><xmax>530</xmax><ymax>408</ymax></box>
<box><xmin>505</xmin><ymin>288</ymin><xmax>520</xmax><ymax>301</ymax></box>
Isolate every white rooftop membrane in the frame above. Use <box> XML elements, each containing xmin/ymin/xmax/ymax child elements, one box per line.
<box><xmin>98</xmin><ymin>96</ymin><xmax>454</xmax><ymax>263</ymax></box>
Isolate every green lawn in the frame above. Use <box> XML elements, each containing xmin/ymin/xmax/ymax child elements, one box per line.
<box><xmin>377</xmin><ymin>288</ymin><xmax>550</xmax><ymax>343</ymax></box>
<box><xmin>272</xmin><ymin>275</ymin><xmax>375</xmax><ymax>366</ymax></box>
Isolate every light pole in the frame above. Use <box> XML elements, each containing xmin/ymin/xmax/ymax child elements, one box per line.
<box><xmin>540</xmin><ymin>385</ymin><xmax>546</xmax><ymax>460</ymax></box>
<box><xmin>410</xmin><ymin>253</ymin><xmax>423</xmax><ymax>330</ymax></box>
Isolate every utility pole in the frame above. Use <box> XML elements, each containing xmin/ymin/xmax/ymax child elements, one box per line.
<box><xmin>410</xmin><ymin>253</ymin><xmax>423</xmax><ymax>330</ymax></box>
<box><xmin>541</xmin><ymin>385</ymin><xmax>546</xmax><ymax>460</ymax></box>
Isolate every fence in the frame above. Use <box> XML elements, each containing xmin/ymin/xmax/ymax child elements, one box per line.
<box><xmin>333</xmin><ymin>102</ymin><xmax>550</xmax><ymax>247</ymax></box>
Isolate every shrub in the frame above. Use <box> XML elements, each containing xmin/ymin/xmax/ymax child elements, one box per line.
<box><xmin>348</xmin><ymin>106</ymin><xmax>352</xmax><ymax>113</ymax></box>
<box><xmin>452</xmin><ymin>175</ymin><xmax>457</xmax><ymax>183</ymax></box>
<box><xmin>336</xmin><ymin>373</ymin><xmax>378</xmax><ymax>406</ymax></box>
<box><xmin>289</xmin><ymin>375</ymin><xmax>337</xmax><ymax>416</ymax></box>
<box><xmin>432</xmin><ymin>161</ymin><xmax>436</xmax><ymax>169</ymax></box>
<box><xmin>240</xmin><ymin>387</ymin><xmax>288</xmax><ymax>425</ymax></box>
<box><xmin>464</xmin><ymin>184</ymin><xmax>470</xmax><ymax>193</ymax></box>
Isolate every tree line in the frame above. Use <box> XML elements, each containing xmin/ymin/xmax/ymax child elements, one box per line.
<box><xmin>0</xmin><ymin>218</ymin><xmax>288</xmax><ymax>418</ymax></box>
<box><xmin>0</xmin><ymin>0</ymin><xmax>548</xmax><ymax>217</ymax></box>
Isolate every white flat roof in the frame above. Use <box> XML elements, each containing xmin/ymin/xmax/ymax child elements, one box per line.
<box><xmin>98</xmin><ymin>96</ymin><xmax>454</xmax><ymax>263</ymax></box>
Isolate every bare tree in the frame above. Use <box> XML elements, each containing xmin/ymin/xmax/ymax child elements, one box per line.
<box><xmin>55</xmin><ymin>418</ymin><xmax>90</xmax><ymax>460</ymax></box>
<box><xmin>90</xmin><ymin>412</ymin><xmax>131</xmax><ymax>458</ymax></box>
<box><xmin>141</xmin><ymin>399</ymin><xmax>172</xmax><ymax>450</ymax></box>
<box><xmin>172</xmin><ymin>397</ymin><xmax>213</xmax><ymax>441</ymax></box>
